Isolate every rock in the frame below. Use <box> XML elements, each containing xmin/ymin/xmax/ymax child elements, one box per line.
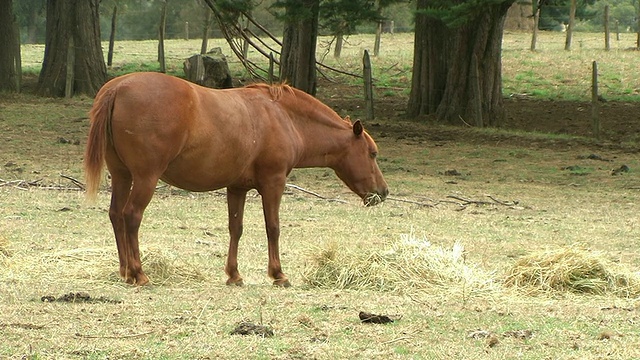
<box><xmin>183</xmin><ymin>48</ymin><xmax>233</xmax><ymax>89</ymax></box>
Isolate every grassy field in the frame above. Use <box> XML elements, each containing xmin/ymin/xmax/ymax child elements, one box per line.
<box><xmin>2</xmin><ymin>32</ymin><xmax>640</xmax><ymax>359</ymax></box>
<box><xmin>18</xmin><ymin>30</ymin><xmax>640</xmax><ymax>101</ymax></box>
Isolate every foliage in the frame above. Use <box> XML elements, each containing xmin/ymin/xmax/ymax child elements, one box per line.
<box><xmin>585</xmin><ymin>0</ymin><xmax>639</xmax><ymax>32</ymax></box>
<box><xmin>319</xmin><ymin>0</ymin><xmax>381</xmax><ymax>36</ymax></box>
<box><xmin>538</xmin><ymin>0</ymin><xmax>597</xmax><ymax>31</ymax></box>
<box><xmin>418</xmin><ymin>0</ymin><xmax>514</xmax><ymax>28</ymax></box>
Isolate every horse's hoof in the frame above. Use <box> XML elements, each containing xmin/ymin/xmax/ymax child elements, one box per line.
<box><xmin>135</xmin><ymin>273</ymin><xmax>150</xmax><ymax>286</ymax></box>
<box><xmin>226</xmin><ymin>278</ymin><xmax>244</xmax><ymax>286</ymax></box>
<box><xmin>273</xmin><ymin>279</ymin><xmax>291</xmax><ymax>288</ymax></box>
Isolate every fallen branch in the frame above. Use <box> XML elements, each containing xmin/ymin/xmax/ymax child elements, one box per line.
<box><xmin>386</xmin><ymin>196</ymin><xmax>435</xmax><ymax>208</ymax></box>
<box><xmin>60</xmin><ymin>174</ymin><xmax>85</xmax><ymax>190</ymax></box>
<box><xmin>389</xmin><ymin>194</ymin><xmax>521</xmax><ymax>210</ymax></box>
<box><xmin>447</xmin><ymin>195</ymin><xmax>493</xmax><ymax>206</ymax></box>
<box><xmin>0</xmin><ymin>177</ymin><xmax>82</xmax><ymax>191</ymax></box>
<box><xmin>486</xmin><ymin>195</ymin><xmax>519</xmax><ymax>207</ymax></box>
<box><xmin>285</xmin><ymin>183</ymin><xmax>347</xmax><ymax>203</ymax></box>
<box><xmin>74</xmin><ymin>330</ymin><xmax>154</xmax><ymax>339</ymax></box>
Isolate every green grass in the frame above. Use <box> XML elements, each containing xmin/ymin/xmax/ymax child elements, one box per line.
<box><xmin>18</xmin><ymin>31</ymin><xmax>640</xmax><ymax>101</ymax></box>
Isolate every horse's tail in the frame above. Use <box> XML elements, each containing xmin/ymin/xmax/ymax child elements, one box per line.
<box><xmin>84</xmin><ymin>87</ymin><xmax>116</xmax><ymax>202</ymax></box>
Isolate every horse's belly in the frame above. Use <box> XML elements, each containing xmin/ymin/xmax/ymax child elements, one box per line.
<box><xmin>160</xmin><ymin>160</ymin><xmax>253</xmax><ymax>192</ymax></box>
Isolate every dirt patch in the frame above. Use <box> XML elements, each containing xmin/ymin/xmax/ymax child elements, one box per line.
<box><xmin>317</xmin><ymin>82</ymin><xmax>640</xmax><ymax>151</ymax></box>
<box><xmin>504</xmin><ymin>98</ymin><xmax>640</xmax><ymax>144</ymax></box>
<box><xmin>230</xmin><ymin>321</ymin><xmax>274</xmax><ymax>337</ymax></box>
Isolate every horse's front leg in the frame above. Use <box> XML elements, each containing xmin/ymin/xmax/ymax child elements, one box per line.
<box><xmin>259</xmin><ymin>182</ymin><xmax>290</xmax><ymax>287</ymax></box>
<box><xmin>225</xmin><ymin>187</ymin><xmax>247</xmax><ymax>286</ymax></box>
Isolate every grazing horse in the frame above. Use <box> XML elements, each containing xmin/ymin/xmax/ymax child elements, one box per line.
<box><xmin>84</xmin><ymin>72</ymin><xmax>388</xmax><ymax>287</ymax></box>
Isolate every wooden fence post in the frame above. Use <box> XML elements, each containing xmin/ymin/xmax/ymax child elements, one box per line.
<box><xmin>637</xmin><ymin>6</ymin><xmax>640</xmax><ymax>48</ymax></box>
<box><xmin>107</xmin><ymin>5</ymin><xmax>117</xmax><ymax>67</ymax></box>
<box><xmin>268</xmin><ymin>52</ymin><xmax>275</xmax><ymax>84</ymax></box>
<box><xmin>374</xmin><ymin>21</ymin><xmax>382</xmax><ymax>56</ymax></box>
<box><xmin>591</xmin><ymin>61</ymin><xmax>600</xmax><ymax>140</ymax></box>
<box><xmin>604</xmin><ymin>5</ymin><xmax>610</xmax><ymax>51</ymax></box>
<box><xmin>363</xmin><ymin>50</ymin><xmax>374</xmax><ymax>120</ymax></box>
<box><xmin>241</xmin><ymin>15</ymin><xmax>250</xmax><ymax>59</ymax></box>
<box><xmin>201</xmin><ymin>11</ymin><xmax>211</xmax><ymax>54</ymax></box>
<box><xmin>158</xmin><ymin>1</ymin><xmax>167</xmax><ymax>73</ymax></box>
<box><xmin>334</xmin><ymin>32</ymin><xmax>344</xmax><ymax>58</ymax></box>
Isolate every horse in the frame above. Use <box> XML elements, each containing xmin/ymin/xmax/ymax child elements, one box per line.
<box><xmin>84</xmin><ymin>72</ymin><xmax>388</xmax><ymax>287</ymax></box>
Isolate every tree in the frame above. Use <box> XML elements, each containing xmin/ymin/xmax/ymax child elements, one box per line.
<box><xmin>37</xmin><ymin>0</ymin><xmax>106</xmax><ymax>97</ymax></box>
<box><xmin>14</xmin><ymin>0</ymin><xmax>45</xmax><ymax>44</ymax></box>
<box><xmin>275</xmin><ymin>0</ymin><xmax>320</xmax><ymax>95</ymax></box>
<box><xmin>0</xmin><ymin>0</ymin><xmax>21</xmax><ymax>92</ymax></box>
<box><xmin>537</xmin><ymin>0</ymin><xmax>595</xmax><ymax>31</ymax></box>
<box><xmin>407</xmin><ymin>0</ymin><xmax>514</xmax><ymax>127</ymax></box>
<box><xmin>320</xmin><ymin>0</ymin><xmax>380</xmax><ymax>58</ymax></box>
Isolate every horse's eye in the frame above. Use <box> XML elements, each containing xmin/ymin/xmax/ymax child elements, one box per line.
<box><xmin>370</xmin><ymin>151</ymin><xmax>378</xmax><ymax>159</ymax></box>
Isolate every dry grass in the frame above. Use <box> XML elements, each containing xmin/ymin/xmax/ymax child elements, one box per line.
<box><xmin>3</xmin><ymin>31</ymin><xmax>640</xmax><ymax>359</ymax></box>
<box><xmin>304</xmin><ymin>230</ymin><xmax>497</xmax><ymax>298</ymax></box>
<box><xmin>504</xmin><ymin>247</ymin><xmax>640</xmax><ymax>297</ymax></box>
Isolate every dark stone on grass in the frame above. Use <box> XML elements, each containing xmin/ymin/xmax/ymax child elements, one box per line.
<box><xmin>358</xmin><ymin>311</ymin><xmax>395</xmax><ymax>324</ymax></box>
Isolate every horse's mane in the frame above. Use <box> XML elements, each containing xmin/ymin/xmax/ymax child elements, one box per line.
<box><xmin>245</xmin><ymin>82</ymin><xmax>352</xmax><ymax>128</ymax></box>
<box><xmin>245</xmin><ymin>83</ymin><xmax>295</xmax><ymax>101</ymax></box>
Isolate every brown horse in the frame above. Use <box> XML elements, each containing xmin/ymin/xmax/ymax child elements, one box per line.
<box><xmin>84</xmin><ymin>72</ymin><xmax>388</xmax><ymax>287</ymax></box>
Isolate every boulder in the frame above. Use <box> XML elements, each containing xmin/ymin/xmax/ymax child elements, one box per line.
<box><xmin>183</xmin><ymin>48</ymin><xmax>233</xmax><ymax>89</ymax></box>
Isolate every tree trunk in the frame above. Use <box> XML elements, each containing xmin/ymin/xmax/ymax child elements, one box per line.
<box><xmin>37</xmin><ymin>0</ymin><xmax>106</xmax><ymax>97</ymax></box>
<box><xmin>0</xmin><ymin>0</ymin><xmax>21</xmax><ymax>92</ymax></box>
<box><xmin>334</xmin><ymin>32</ymin><xmax>344</xmax><ymax>58</ymax></box>
<box><xmin>530</xmin><ymin>1</ymin><xmax>540</xmax><ymax>51</ymax></box>
<box><xmin>279</xmin><ymin>0</ymin><xmax>319</xmax><ymax>95</ymax></box>
<box><xmin>564</xmin><ymin>0</ymin><xmax>576</xmax><ymax>50</ymax></box>
<box><xmin>408</xmin><ymin>0</ymin><xmax>512</xmax><ymax>127</ymax></box>
<box><xmin>407</xmin><ymin>0</ymin><xmax>449</xmax><ymax>118</ymax></box>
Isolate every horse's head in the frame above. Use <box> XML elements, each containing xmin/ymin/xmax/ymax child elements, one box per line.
<box><xmin>333</xmin><ymin>119</ymin><xmax>389</xmax><ymax>206</ymax></box>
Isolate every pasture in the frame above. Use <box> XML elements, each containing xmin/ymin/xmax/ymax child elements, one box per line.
<box><xmin>1</xmin><ymin>32</ymin><xmax>640</xmax><ymax>359</ymax></box>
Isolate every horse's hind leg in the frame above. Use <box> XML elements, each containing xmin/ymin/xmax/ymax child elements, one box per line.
<box><xmin>107</xmin><ymin>151</ymin><xmax>158</xmax><ymax>285</ymax></box>
<box><xmin>108</xmin><ymin>169</ymin><xmax>133</xmax><ymax>282</ymax></box>
<box><xmin>120</xmin><ymin>174</ymin><xmax>159</xmax><ymax>285</ymax></box>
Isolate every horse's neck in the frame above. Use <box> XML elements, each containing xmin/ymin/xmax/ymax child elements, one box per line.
<box><xmin>294</xmin><ymin>114</ymin><xmax>349</xmax><ymax>169</ymax></box>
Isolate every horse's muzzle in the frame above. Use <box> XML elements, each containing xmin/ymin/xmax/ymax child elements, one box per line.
<box><xmin>364</xmin><ymin>188</ymin><xmax>388</xmax><ymax>207</ymax></box>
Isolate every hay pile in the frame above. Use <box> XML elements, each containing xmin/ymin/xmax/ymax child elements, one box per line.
<box><xmin>303</xmin><ymin>231</ymin><xmax>496</xmax><ymax>295</ymax></box>
<box><xmin>141</xmin><ymin>247</ymin><xmax>207</xmax><ymax>285</ymax></box>
<box><xmin>34</xmin><ymin>246</ymin><xmax>207</xmax><ymax>285</ymax></box>
<box><xmin>504</xmin><ymin>247</ymin><xmax>640</xmax><ymax>297</ymax></box>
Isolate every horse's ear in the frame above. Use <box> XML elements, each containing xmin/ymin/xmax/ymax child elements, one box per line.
<box><xmin>353</xmin><ymin>120</ymin><xmax>364</xmax><ymax>136</ymax></box>
<box><xmin>344</xmin><ymin>115</ymin><xmax>351</xmax><ymax>123</ymax></box>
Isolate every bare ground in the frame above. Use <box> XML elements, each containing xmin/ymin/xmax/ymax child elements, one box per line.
<box><xmin>320</xmin><ymin>87</ymin><xmax>640</xmax><ymax>152</ymax></box>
